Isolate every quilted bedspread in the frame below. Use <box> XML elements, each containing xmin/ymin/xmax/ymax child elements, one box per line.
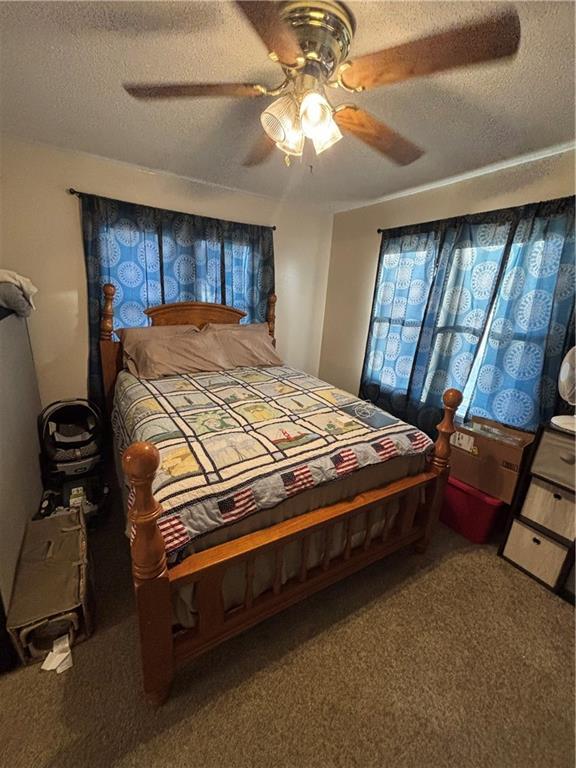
<box><xmin>113</xmin><ymin>365</ymin><xmax>433</xmax><ymax>560</ymax></box>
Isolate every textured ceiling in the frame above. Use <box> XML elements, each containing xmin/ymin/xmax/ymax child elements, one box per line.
<box><xmin>1</xmin><ymin>1</ymin><xmax>574</xmax><ymax>209</ymax></box>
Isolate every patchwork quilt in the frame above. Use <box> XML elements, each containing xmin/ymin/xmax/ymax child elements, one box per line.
<box><xmin>113</xmin><ymin>366</ymin><xmax>433</xmax><ymax>561</ymax></box>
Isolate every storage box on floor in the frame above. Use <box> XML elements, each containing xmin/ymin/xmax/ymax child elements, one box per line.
<box><xmin>442</xmin><ymin>418</ymin><xmax>535</xmax><ymax>543</ymax></box>
<box><xmin>450</xmin><ymin>417</ymin><xmax>535</xmax><ymax>504</ymax></box>
<box><xmin>442</xmin><ymin>476</ymin><xmax>507</xmax><ymax>544</ymax></box>
<box><xmin>502</xmin><ymin>425</ymin><xmax>575</xmax><ymax>598</ymax></box>
<box><xmin>6</xmin><ymin>509</ymin><xmax>92</xmax><ymax>664</ymax></box>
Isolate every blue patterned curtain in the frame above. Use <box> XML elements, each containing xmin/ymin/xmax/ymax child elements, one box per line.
<box><xmin>160</xmin><ymin>212</ymin><xmax>225</xmax><ymax>306</ymax></box>
<box><xmin>361</xmin><ymin>197</ymin><xmax>575</xmax><ymax>434</ymax></box>
<box><xmin>361</xmin><ymin>225</ymin><xmax>441</xmax><ymax>419</ymax></box>
<box><xmin>467</xmin><ymin>199</ymin><xmax>575</xmax><ymax>430</ymax></box>
<box><xmin>81</xmin><ymin>195</ymin><xmax>274</xmax><ymax>402</ymax></box>
<box><xmin>407</xmin><ymin>212</ymin><xmax>515</xmax><ymax>432</ymax></box>
<box><xmin>223</xmin><ymin>222</ymin><xmax>275</xmax><ymax>323</ymax></box>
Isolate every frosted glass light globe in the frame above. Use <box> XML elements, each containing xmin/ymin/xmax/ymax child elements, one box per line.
<box><xmin>312</xmin><ymin>117</ymin><xmax>343</xmax><ymax>154</ymax></box>
<box><xmin>277</xmin><ymin>122</ymin><xmax>305</xmax><ymax>157</ymax></box>
<box><xmin>261</xmin><ymin>95</ymin><xmax>299</xmax><ymax>144</ymax></box>
<box><xmin>299</xmin><ymin>91</ymin><xmax>332</xmax><ymax>139</ymax></box>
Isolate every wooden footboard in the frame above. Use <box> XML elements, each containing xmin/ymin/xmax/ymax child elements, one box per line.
<box><xmin>122</xmin><ymin>389</ymin><xmax>462</xmax><ymax>704</ymax></box>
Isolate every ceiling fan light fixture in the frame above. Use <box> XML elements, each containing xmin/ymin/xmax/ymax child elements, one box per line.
<box><xmin>260</xmin><ymin>94</ymin><xmax>299</xmax><ymax>144</ymax></box>
<box><xmin>299</xmin><ymin>90</ymin><xmax>333</xmax><ymax>139</ymax></box>
<box><xmin>125</xmin><ymin>3</ymin><xmax>522</xmax><ymax>170</ymax></box>
<box><xmin>312</xmin><ymin>116</ymin><xmax>343</xmax><ymax>154</ymax></box>
<box><xmin>276</xmin><ymin>122</ymin><xmax>305</xmax><ymax>157</ymax></box>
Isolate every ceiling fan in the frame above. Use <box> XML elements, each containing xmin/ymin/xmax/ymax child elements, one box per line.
<box><xmin>124</xmin><ymin>1</ymin><xmax>521</xmax><ymax>167</ymax></box>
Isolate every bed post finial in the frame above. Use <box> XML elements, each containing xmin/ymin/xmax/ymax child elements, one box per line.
<box><xmin>100</xmin><ymin>283</ymin><xmax>115</xmax><ymax>341</ymax></box>
<box><xmin>431</xmin><ymin>388</ymin><xmax>462</xmax><ymax>474</ymax></box>
<box><xmin>415</xmin><ymin>388</ymin><xmax>462</xmax><ymax>555</ymax></box>
<box><xmin>267</xmin><ymin>293</ymin><xmax>277</xmax><ymax>342</ymax></box>
<box><xmin>123</xmin><ymin>442</ymin><xmax>166</xmax><ymax>581</ymax></box>
<box><xmin>122</xmin><ymin>442</ymin><xmax>174</xmax><ymax>705</ymax></box>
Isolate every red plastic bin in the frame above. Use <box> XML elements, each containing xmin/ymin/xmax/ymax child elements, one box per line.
<box><xmin>441</xmin><ymin>475</ymin><xmax>507</xmax><ymax>544</ymax></box>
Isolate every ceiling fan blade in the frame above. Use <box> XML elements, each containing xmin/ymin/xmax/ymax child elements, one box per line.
<box><xmin>236</xmin><ymin>1</ymin><xmax>303</xmax><ymax>67</ymax></box>
<box><xmin>124</xmin><ymin>82</ymin><xmax>265</xmax><ymax>99</ymax></box>
<box><xmin>335</xmin><ymin>107</ymin><xmax>424</xmax><ymax>166</ymax></box>
<box><xmin>243</xmin><ymin>134</ymin><xmax>276</xmax><ymax>167</ymax></box>
<box><xmin>341</xmin><ymin>10</ymin><xmax>521</xmax><ymax>91</ymax></box>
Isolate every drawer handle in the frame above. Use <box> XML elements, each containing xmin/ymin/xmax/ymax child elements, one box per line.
<box><xmin>532</xmin><ymin>537</ymin><xmax>541</xmax><ymax>545</ymax></box>
<box><xmin>560</xmin><ymin>453</ymin><xmax>575</xmax><ymax>464</ymax></box>
<box><xmin>553</xmin><ymin>493</ymin><xmax>562</xmax><ymax>501</ymax></box>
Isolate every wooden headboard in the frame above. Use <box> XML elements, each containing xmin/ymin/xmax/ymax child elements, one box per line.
<box><xmin>99</xmin><ymin>283</ymin><xmax>277</xmax><ymax>412</ymax></box>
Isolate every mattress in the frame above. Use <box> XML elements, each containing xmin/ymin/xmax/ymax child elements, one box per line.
<box><xmin>112</xmin><ymin>365</ymin><xmax>433</xmax><ymax>568</ymax></box>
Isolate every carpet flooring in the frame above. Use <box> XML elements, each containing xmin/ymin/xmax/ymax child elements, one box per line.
<box><xmin>1</xmin><ymin>502</ymin><xmax>573</xmax><ymax>768</ymax></box>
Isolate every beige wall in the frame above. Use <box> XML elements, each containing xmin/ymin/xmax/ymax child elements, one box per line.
<box><xmin>2</xmin><ymin>135</ymin><xmax>574</xmax><ymax>407</ymax></box>
<box><xmin>0</xmin><ymin>136</ymin><xmax>333</xmax><ymax>405</ymax></box>
<box><xmin>319</xmin><ymin>150</ymin><xmax>576</xmax><ymax>394</ymax></box>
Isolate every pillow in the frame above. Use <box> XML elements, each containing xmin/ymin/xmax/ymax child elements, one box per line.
<box><xmin>122</xmin><ymin>325</ymin><xmax>200</xmax><ymax>376</ymax></box>
<box><xmin>117</xmin><ymin>324</ymin><xmax>199</xmax><ymax>343</ymax></box>
<box><xmin>217</xmin><ymin>323</ymin><xmax>281</xmax><ymax>368</ymax></box>
<box><xmin>201</xmin><ymin>323</ymin><xmax>270</xmax><ymax>335</ymax></box>
<box><xmin>202</xmin><ymin>322</ymin><xmax>269</xmax><ymax>333</ymax></box>
<box><xmin>125</xmin><ymin>323</ymin><xmax>282</xmax><ymax>379</ymax></box>
<box><xmin>0</xmin><ymin>282</ymin><xmax>33</xmax><ymax>317</ymax></box>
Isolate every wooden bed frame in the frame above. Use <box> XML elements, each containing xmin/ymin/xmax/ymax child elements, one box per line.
<box><xmin>99</xmin><ymin>283</ymin><xmax>462</xmax><ymax>705</ymax></box>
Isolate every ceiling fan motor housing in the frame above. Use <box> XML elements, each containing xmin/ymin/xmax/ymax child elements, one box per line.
<box><xmin>281</xmin><ymin>1</ymin><xmax>356</xmax><ymax>80</ymax></box>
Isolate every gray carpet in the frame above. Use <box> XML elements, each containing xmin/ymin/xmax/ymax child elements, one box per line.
<box><xmin>1</xmin><ymin>502</ymin><xmax>573</xmax><ymax>768</ymax></box>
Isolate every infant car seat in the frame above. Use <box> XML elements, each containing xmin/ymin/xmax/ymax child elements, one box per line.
<box><xmin>38</xmin><ymin>400</ymin><xmax>102</xmax><ymax>481</ymax></box>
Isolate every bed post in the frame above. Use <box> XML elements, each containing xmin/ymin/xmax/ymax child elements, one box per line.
<box><xmin>431</xmin><ymin>389</ymin><xmax>462</xmax><ymax>474</ymax></box>
<box><xmin>100</xmin><ymin>283</ymin><xmax>122</xmax><ymax>413</ymax></box>
<box><xmin>416</xmin><ymin>388</ymin><xmax>462</xmax><ymax>553</ymax></box>
<box><xmin>267</xmin><ymin>293</ymin><xmax>277</xmax><ymax>343</ymax></box>
<box><xmin>100</xmin><ymin>283</ymin><xmax>115</xmax><ymax>341</ymax></box>
<box><xmin>123</xmin><ymin>442</ymin><xmax>174</xmax><ymax>705</ymax></box>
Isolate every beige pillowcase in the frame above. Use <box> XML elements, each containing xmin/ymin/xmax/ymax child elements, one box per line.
<box><xmin>121</xmin><ymin>325</ymin><xmax>200</xmax><ymax>377</ymax></box>
<box><xmin>202</xmin><ymin>322</ymin><xmax>269</xmax><ymax>334</ymax></box>
<box><xmin>118</xmin><ymin>324</ymin><xmax>199</xmax><ymax>343</ymax></box>
<box><xmin>215</xmin><ymin>323</ymin><xmax>282</xmax><ymax>369</ymax></box>
<box><xmin>124</xmin><ymin>323</ymin><xmax>282</xmax><ymax>379</ymax></box>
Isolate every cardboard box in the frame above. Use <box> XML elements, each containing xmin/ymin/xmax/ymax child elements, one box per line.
<box><xmin>449</xmin><ymin>417</ymin><xmax>535</xmax><ymax>504</ymax></box>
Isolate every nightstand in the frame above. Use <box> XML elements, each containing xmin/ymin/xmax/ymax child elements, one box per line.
<box><xmin>501</xmin><ymin>425</ymin><xmax>575</xmax><ymax>600</ymax></box>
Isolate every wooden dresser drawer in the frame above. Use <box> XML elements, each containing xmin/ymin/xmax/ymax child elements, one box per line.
<box><xmin>503</xmin><ymin>520</ymin><xmax>569</xmax><ymax>588</ymax></box>
<box><xmin>520</xmin><ymin>477</ymin><xmax>575</xmax><ymax>541</ymax></box>
<box><xmin>531</xmin><ymin>429</ymin><xmax>575</xmax><ymax>491</ymax></box>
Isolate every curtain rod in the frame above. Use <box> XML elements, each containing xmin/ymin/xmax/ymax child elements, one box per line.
<box><xmin>67</xmin><ymin>188</ymin><xmax>277</xmax><ymax>230</ymax></box>
<box><xmin>375</xmin><ymin>195</ymin><xmax>573</xmax><ymax>234</ymax></box>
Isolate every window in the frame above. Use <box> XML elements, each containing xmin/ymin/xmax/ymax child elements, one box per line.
<box><xmin>361</xmin><ymin>226</ymin><xmax>440</xmax><ymax>419</ymax></box>
<box><xmin>361</xmin><ymin>198</ymin><xmax>575</xmax><ymax>433</ymax></box>
<box><xmin>80</xmin><ymin>194</ymin><xmax>275</xmax><ymax>401</ymax></box>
